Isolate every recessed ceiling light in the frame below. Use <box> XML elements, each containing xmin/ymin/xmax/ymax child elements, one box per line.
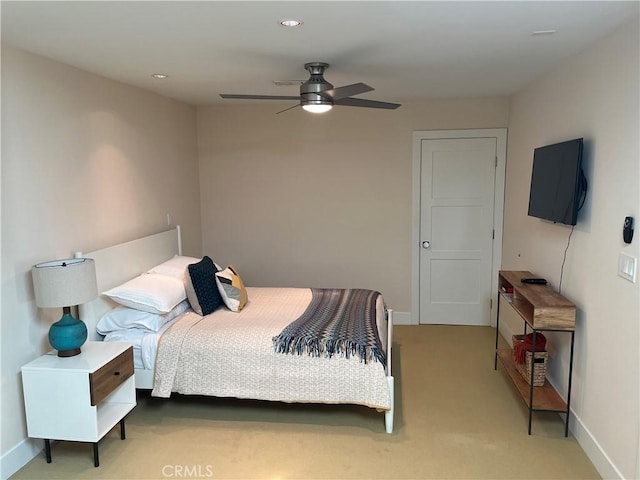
<box><xmin>532</xmin><ymin>30</ymin><xmax>557</xmax><ymax>36</ymax></box>
<box><xmin>280</xmin><ymin>19</ymin><xmax>303</xmax><ymax>27</ymax></box>
<box><xmin>151</xmin><ymin>73</ymin><xmax>168</xmax><ymax>79</ymax></box>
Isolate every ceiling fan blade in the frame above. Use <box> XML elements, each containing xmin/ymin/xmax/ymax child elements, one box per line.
<box><xmin>275</xmin><ymin>104</ymin><xmax>301</xmax><ymax>114</ymax></box>
<box><xmin>334</xmin><ymin>97</ymin><xmax>401</xmax><ymax>110</ymax></box>
<box><xmin>323</xmin><ymin>83</ymin><xmax>374</xmax><ymax>100</ymax></box>
<box><xmin>220</xmin><ymin>94</ymin><xmax>301</xmax><ymax>100</ymax></box>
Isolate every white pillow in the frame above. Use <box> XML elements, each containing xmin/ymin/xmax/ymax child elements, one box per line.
<box><xmin>97</xmin><ymin>299</ymin><xmax>191</xmax><ymax>334</ymax></box>
<box><xmin>147</xmin><ymin>255</ymin><xmax>201</xmax><ymax>279</ymax></box>
<box><xmin>102</xmin><ymin>273</ymin><xmax>186</xmax><ymax>314</ymax></box>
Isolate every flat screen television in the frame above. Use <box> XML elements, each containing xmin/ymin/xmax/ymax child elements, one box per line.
<box><xmin>527</xmin><ymin>138</ymin><xmax>587</xmax><ymax>226</ymax></box>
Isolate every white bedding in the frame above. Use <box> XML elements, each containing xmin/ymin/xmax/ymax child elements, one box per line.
<box><xmin>152</xmin><ymin>287</ymin><xmax>391</xmax><ymax>410</ymax></box>
<box><xmin>103</xmin><ymin>319</ymin><xmax>176</xmax><ymax>369</ymax></box>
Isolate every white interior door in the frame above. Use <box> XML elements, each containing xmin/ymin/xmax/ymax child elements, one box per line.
<box><xmin>419</xmin><ymin>137</ymin><xmax>497</xmax><ymax>325</ymax></box>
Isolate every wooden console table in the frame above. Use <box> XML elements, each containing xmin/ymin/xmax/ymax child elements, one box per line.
<box><xmin>494</xmin><ymin>270</ymin><xmax>576</xmax><ymax>436</ymax></box>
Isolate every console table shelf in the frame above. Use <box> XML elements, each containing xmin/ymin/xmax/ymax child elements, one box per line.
<box><xmin>496</xmin><ymin>349</ymin><xmax>566</xmax><ymax>411</ymax></box>
<box><xmin>498</xmin><ymin>270</ymin><xmax>575</xmax><ymax>330</ymax></box>
<box><xmin>494</xmin><ymin>270</ymin><xmax>576</xmax><ymax>436</ymax></box>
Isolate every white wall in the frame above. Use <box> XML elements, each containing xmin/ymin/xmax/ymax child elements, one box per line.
<box><xmin>196</xmin><ymin>99</ymin><xmax>510</xmax><ymax>313</ymax></box>
<box><xmin>0</xmin><ymin>46</ymin><xmax>202</xmax><ymax>477</ymax></box>
<box><xmin>502</xmin><ymin>19</ymin><xmax>639</xmax><ymax>479</ymax></box>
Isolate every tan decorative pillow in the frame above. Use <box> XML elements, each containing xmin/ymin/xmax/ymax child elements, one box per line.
<box><xmin>215</xmin><ymin>265</ymin><xmax>248</xmax><ymax>312</ymax></box>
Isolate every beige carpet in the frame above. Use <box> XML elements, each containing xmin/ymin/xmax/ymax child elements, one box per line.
<box><xmin>11</xmin><ymin>325</ymin><xmax>600</xmax><ymax>479</ymax></box>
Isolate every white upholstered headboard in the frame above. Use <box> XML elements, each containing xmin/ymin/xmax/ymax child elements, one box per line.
<box><xmin>79</xmin><ymin>226</ymin><xmax>182</xmax><ymax>341</ymax></box>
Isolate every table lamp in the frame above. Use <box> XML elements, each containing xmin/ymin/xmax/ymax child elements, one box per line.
<box><xmin>32</xmin><ymin>258</ymin><xmax>98</xmax><ymax>357</ymax></box>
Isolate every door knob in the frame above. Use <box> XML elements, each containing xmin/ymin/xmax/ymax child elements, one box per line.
<box><xmin>422</xmin><ymin>241</ymin><xmax>430</xmax><ymax>249</ymax></box>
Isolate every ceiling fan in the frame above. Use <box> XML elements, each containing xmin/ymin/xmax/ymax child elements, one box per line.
<box><xmin>220</xmin><ymin>62</ymin><xmax>401</xmax><ymax>114</ymax></box>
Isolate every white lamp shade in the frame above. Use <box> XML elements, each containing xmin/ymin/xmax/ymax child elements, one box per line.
<box><xmin>32</xmin><ymin>258</ymin><xmax>98</xmax><ymax>308</ymax></box>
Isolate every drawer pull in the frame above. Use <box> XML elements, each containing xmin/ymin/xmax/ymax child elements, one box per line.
<box><xmin>114</xmin><ymin>371</ymin><xmax>120</xmax><ymax>376</ymax></box>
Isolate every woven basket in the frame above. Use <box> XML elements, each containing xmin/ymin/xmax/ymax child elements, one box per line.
<box><xmin>512</xmin><ymin>335</ymin><xmax>548</xmax><ymax>386</ymax></box>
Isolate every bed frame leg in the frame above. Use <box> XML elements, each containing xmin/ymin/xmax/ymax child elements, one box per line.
<box><xmin>384</xmin><ymin>308</ymin><xmax>394</xmax><ymax>434</ymax></box>
<box><xmin>385</xmin><ymin>376</ymin><xmax>394</xmax><ymax>433</ymax></box>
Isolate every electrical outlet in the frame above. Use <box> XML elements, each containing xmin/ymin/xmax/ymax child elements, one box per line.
<box><xmin>618</xmin><ymin>252</ymin><xmax>637</xmax><ymax>283</ymax></box>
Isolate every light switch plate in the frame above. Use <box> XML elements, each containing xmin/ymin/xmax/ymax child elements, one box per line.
<box><xmin>618</xmin><ymin>252</ymin><xmax>637</xmax><ymax>283</ymax></box>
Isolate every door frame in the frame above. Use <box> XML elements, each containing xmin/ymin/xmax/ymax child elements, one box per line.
<box><xmin>411</xmin><ymin>129</ymin><xmax>507</xmax><ymax>327</ymax></box>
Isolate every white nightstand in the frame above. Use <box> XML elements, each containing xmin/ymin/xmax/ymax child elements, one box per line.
<box><xmin>21</xmin><ymin>341</ymin><xmax>136</xmax><ymax>467</ymax></box>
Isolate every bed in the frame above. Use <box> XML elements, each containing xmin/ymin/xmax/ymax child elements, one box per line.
<box><xmin>79</xmin><ymin>227</ymin><xmax>395</xmax><ymax>433</ymax></box>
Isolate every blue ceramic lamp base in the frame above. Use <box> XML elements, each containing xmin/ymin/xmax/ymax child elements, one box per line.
<box><xmin>49</xmin><ymin>307</ymin><xmax>88</xmax><ymax>357</ymax></box>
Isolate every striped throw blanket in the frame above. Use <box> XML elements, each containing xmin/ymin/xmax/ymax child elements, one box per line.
<box><xmin>272</xmin><ymin>288</ymin><xmax>386</xmax><ymax>364</ymax></box>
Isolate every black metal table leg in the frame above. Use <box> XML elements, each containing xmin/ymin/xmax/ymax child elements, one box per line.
<box><xmin>93</xmin><ymin>443</ymin><xmax>99</xmax><ymax>467</ymax></box>
<box><xmin>494</xmin><ymin>293</ymin><xmax>501</xmax><ymax>370</ymax></box>
<box><xmin>565</xmin><ymin>330</ymin><xmax>576</xmax><ymax>437</ymax></box>
<box><xmin>528</xmin><ymin>330</ymin><xmax>537</xmax><ymax>435</ymax></box>
<box><xmin>120</xmin><ymin>418</ymin><xmax>126</xmax><ymax>440</ymax></box>
<box><xmin>44</xmin><ymin>439</ymin><xmax>51</xmax><ymax>463</ymax></box>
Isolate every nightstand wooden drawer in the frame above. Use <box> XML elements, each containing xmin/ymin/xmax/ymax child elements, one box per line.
<box><xmin>89</xmin><ymin>346</ymin><xmax>133</xmax><ymax>406</ymax></box>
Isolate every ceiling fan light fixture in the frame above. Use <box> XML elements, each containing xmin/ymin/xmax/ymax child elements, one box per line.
<box><xmin>301</xmin><ymin>89</ymin><xmax>332</xmax><ymax>113</ymax></box>
<box><xmin>302</xmin><ymin>103</ymin><xmax>332</xmax><ymax>114</ymax></box>
<box><xmin>220</xmin><ymin>61</ymin><xmax>400</xmax><ymax>113</ymax></box>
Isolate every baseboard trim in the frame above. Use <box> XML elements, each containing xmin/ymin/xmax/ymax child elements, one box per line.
<box><xmin>497</xmin><ymin>318</ymin><xmax>517</xmax><ymax>346</ymax></box>
<box><xmin>498</xmin><ymin>324</ymin><xmax>622</xmax><ymax>479</ymax></box>
<box><xmin>568</xmin><ymin>408</ymin><xmax>623</xmax><ymax>480</ymax></box>
<box><xmin>391</xmin><ymin>311</ymin><xmax>413</xmax><ymax>325</ymax></box>
<box><xmin>1</xmin><ymin>437</ymin><xmax>41</xmax><ymax>480</ymax></box>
